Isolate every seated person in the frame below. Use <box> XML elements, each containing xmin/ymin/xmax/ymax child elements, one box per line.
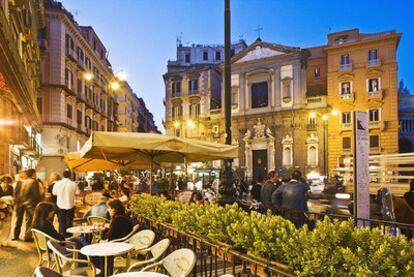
<box><xmin>32</xmin><ymin>202</ymin><xmax>87</xmax><ymax>249</ymax></box>
<box><xmin>105</xmin><ymin>199</ymin><xmax>132</xmax><ymax>241</ymax></box>
<box><xmin>83</xmin><ymin>193</ymin><xmax>111</xmax><ymax>220</ymax></box>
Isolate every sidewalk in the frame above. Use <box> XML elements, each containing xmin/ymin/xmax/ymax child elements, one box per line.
<box><xmin>0</xmin><ymin>241</ymin><xmax>37</xmax><ymax>277</ymax></box>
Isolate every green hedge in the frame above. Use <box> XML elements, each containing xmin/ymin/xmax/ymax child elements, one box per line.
<box><xmin>129</xmin><ymin>194</ymin><xmax>414</xmax><ymax>276</ymax></box>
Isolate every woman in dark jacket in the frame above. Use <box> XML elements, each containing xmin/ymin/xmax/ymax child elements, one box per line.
<box><xmin>106</xmin><ymin>199</ymin><xmax>132</xmax><ymax>241</ymax></box>
<box><xmin>32</xmin><ymin>202</ymin><xmax>64</xmax><ymax>241</ymax></box>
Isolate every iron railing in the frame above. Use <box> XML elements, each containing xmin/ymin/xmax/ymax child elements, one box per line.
<box><xmin>136</xmin><ymin>216</ymin><xmax>294</xmax><ymax>277</ymax></box>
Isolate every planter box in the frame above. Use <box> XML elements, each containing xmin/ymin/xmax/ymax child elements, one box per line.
<box><xmin>247</xmin><ymin>251</ymin><xmax>289</xmax><ymax>277</ymax></box>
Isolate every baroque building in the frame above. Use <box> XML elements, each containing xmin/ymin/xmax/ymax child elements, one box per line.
<box><xmin>0</xmin><ymin>0</ymin><xmax>44</xmax><ymax>175</ymax></box>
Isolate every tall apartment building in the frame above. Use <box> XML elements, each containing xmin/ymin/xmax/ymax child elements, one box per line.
<box><xmin>116</xmin><ymin>82</ymin><xmax>139</xmax><ymax>132</ymax></box>
<box><xmin>37</xmin><ymin>0</ymin><xmax>119</xmax><ymax>177</ymax></box>
<box><xmin>324</xmin><ymin>29</ymin><xmax>401</xmax><ymax>176</ymax></box>
<box><xmin>164</xmin><ymin>29</ymin><xmax>401</xmax><ymax>181</ymax></box>
<box><xmin>0</xmin><ymin>0</ymin><xmax>44</xmax><ymax>175</ymax></box>
<box><xmin>137</xmin><ymin>97</ymin><xmax>159</xmax><ymax>133</ymax></box>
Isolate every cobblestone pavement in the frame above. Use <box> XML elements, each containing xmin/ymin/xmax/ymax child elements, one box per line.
<box><xmin>0</xmin><ymin>241</ymin><xmax>38</xmax><ymax>277</ymax></box>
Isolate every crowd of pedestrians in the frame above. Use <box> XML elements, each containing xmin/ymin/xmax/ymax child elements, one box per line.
<box><xmin>0</xmin><ymin>169</ymin><xmax>138</xmax><ymax>249</ymax></box>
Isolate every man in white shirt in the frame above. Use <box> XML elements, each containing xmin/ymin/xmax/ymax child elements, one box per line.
<box><xmin>53</xmin><ymin>170</ymin><xmax>78</xmax><ymax>237</ymax></box>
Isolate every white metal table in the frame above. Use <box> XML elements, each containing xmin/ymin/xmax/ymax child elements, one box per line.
<box><xmin>81</xmin><ymin>242</ymin><xmax>134</xmax><ymax>277</ymax></box>
<box><xmin>110</xmin><ymin>272</ymin><xmax>169</xmax><ymax>277</ymax></box>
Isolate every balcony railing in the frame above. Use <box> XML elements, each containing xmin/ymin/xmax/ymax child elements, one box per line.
<box><xmin>172</xmin><ymin>92</ymin><xmax>181</xmax><ymax>97</ymax></box>
<box><xmin>341</xmin><ymin>123</ymin><xmax>353</xmax><ymax>129</ymax></box>
<box><xmin>339</xmin><ymin>63</ymin><xmax>352</xmax><ymax>71</ymax></box>
<box><xmin>368</xmin><ymin>59</ymin><xmax>381</xmax><ymax>67</ymax></box>
<box><xmin>340</xmin><ymin>93</ymin><xmax>354</xmax><ymax>101</ymax></box>
<box><xmin>367</xmin><ymin>90</ymin><xmax>383</xmax><ymax>99</ymax></box>
<box><xmin>189</xmin><ymin>90</ymin><xmax>199</xmax><ymax>95</ymax></box>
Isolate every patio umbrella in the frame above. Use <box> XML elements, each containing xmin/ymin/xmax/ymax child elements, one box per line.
<box><xmin>80</xmin><ymin>132</ymin><xmax>239</xmax><ymax>193</ymax></box>
<box><xmin>64</xmin><ymin>152</ymin><xmax>153</xmax><ymax>173</ymax></box>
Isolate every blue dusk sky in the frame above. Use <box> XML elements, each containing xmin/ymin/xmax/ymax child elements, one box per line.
<box><xmin>61</xmin><ymin>0</ymin><xmax>414</xmax><ymax>131</ymax></box>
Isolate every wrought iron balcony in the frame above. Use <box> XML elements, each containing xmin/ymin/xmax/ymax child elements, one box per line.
<box><xmin>339</xmin><ymin>63</ymin><xmax>352</xmax><ymax>71</ymax></box>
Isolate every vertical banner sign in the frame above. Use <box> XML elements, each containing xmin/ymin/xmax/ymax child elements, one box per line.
<box><xmin>353</xmin><ymin>111</ymin><xmax>370</xmax><ymax>225</ymax></box>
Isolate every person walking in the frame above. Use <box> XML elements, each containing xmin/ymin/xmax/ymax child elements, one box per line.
<box><xmin>271</xmin><ymin>170</ymin><xmax>310</xmax><ymax>228</ymax></box>
<box><xmin>46</xmin><ymin>173</ymin><xmax>61</xmax><ymax>203</ymax></box>
<box><xmin>53</xmin><ymin>170</ymin><xmax>78</xmax><ymax>238</ymax></box>
<box><xmin>13</xmin><ymin>169</ymin><xmax>41</xmax><ymax>241</ymax></box>
<box><xmin>260</xmin><ymin>171</ymin><xmax>280</xmax><ymax>210</ymax></box>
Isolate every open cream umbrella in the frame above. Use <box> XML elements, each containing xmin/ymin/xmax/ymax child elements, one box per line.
<box><xmin>64</xmin><ymin>152</ymin><xmax>153</xmax><ymax>173</ymax></box>
<box><xmin>80</xmin><ymin>132</ymin><xmax>239</xmax><ymax>193</ymax></box>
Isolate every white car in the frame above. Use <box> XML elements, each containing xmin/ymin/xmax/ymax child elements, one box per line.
<box><xmin>309</xmin><ymin>179</ymin><xmax>325</xmax><ymax>195</ymax></box>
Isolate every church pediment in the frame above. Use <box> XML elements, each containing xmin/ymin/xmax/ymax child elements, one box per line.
<box><xmin>235</xmin><ymin>46</ymin><xmax>285</xmax><ymax>63</ymax></box>
<box><xmin>233</xmin><ymin>41</ymin><xmax>301</xmax><ymax>64</ymax></box>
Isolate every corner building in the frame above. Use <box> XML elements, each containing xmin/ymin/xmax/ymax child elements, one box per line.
<box><xmin>324</xmin><ymin>29</ymin><xmax>401</xmax><ymax>176</ymax></box>
<box><xmin>37</xmin><ymin>0</ymin><xmax>119</xmax><ymax>177</ymax></box>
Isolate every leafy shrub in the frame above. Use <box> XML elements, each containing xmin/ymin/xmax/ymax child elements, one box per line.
<box><xmin>129</xmin><ymin>194</ymin><xmax>414</xmax><ymax>276</ymax></box>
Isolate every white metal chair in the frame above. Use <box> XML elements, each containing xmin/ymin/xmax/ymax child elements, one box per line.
<box><xmin>126</xmin><ymin>238</ymin><xmax>171</xmax><ymax>272</ymax></box>
<box><xmin>140</xmin><ymin>248</ymin><xmax>196</xmax><ymax>277</ymax></box>
<box><xmin>32</xmin><ymin>229</ymin><xmax>75</xmax><ymax>273</ymax></box>
<box><xmin>113</xmin><ymin>229</ymin><xmax>156</xmax><ymax>272</ymax></box>
<box><xmin>86</xmin><ymin>215</ymin><xmax>109</xmax><ymax>225</ymax></box>
<box><xmin>47</xmin><ymin>240</ymin><xmax>100</xmax><ymax>277</ymax></box>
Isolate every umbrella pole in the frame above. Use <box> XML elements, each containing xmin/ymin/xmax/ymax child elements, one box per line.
<box><xmin>149</xmin><ymin>159</ymin><xmax>153</xmax><ymax>195</ymax></box>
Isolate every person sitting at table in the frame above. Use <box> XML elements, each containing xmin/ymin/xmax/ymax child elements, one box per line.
<box><xmin>105</xmin><ymin>199</ymin><xmax>132</xmax><ymax>241</ymax></box>
<box><xmin>32</xmin><ymin>202</ymin><xmax>87</xmax><ymax>249</ymax></box>
<box><xmin>83</xmin><ymin>193</ymin><xmax>111</xmax><ymax>220</ymax></box>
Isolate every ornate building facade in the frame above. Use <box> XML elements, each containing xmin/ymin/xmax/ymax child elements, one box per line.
<box><xmin>38</xmin><ymin>0</ymin><xmax>119</xmax><ymax>178</ymax></box>
<box><xmin>0</xmin><ymin>0</ymin><xmax>44</xmax><ymax>175</ymax></box>
<box><xmin>164</xmin><ymin>29</ymin><xmax>401</xmax><ymax>181</ymax></box>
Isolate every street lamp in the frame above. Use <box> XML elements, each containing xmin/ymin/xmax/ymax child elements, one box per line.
<box><xmin>83</xmin><ymin>72</ymin><xmax>93</xmax><ymax>81</ymax></box>
<box><xmin>110</xmin><ymin>80</ymin><xmax>120</xmax><ymax>91</ymax></box>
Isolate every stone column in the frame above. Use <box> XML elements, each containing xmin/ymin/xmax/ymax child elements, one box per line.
<box><xmin>274</xmin><ymin>67</ymin><xmax>281</xmax><ymax>109</ymax></box>
<box><xmin>239</xmin><ymin>72</ymin><xmax>245</xmax><ymax>113</ymax></box>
